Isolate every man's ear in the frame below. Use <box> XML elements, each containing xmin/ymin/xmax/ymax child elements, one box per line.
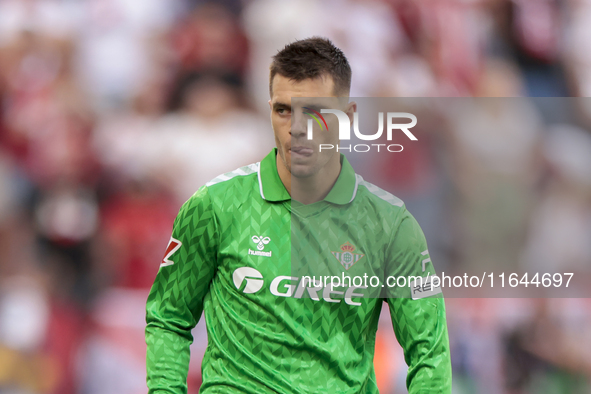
<box><xmin>346</xmin><ymin>101</ymin><xmax>357</xmax><ymax>126</ymax></box>
<box><xmin>268</xmin><ymin>99</ymin><xmax>272</xmax><ymax>110</ymax></box>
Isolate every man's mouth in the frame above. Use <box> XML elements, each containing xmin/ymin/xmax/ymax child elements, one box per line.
<box><xmin>290</xmin><ymin>146</ymin><xmax>314</xmax><ymax>157</ymax></box>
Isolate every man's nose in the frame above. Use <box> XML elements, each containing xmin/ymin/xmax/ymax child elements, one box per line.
<box><xmin>291</xmin><ymin>109</ymin><xmax>307</xmax><ymax>137</ymax></box>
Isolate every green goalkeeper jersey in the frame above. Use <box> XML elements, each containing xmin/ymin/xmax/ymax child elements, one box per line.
<box><xmin>146</xmin><ymin>148</ymin><xmax>452</xmax><ymax>393</ymax></box>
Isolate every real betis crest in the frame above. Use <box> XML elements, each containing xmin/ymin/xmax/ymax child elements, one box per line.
<box><xmin>332</xmin><ymin>242</ymin><xmax>364</xmax><ymax>270</ymax></box>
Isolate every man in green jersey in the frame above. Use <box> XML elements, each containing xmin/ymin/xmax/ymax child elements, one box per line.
<box><xmin>146</xmin><ymin>37</ymin><xmax>452</xmax><ymax>393</ymax></box>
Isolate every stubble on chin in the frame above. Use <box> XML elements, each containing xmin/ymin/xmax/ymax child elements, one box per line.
<box><xmin>289</xmin><ymin>162</ymin><xmax>317</xmax><ymax>179</ymax></box>
<box><xmin>280</xmin><ymin>149</ymin><xmax>291</xmax><ymax>172</ymax></box>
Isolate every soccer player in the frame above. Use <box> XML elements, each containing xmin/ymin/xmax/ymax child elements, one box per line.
<box><xmin>146</xmin><ymin>37</ymin><xmax>452</xmax><ymax>393</ymax></box>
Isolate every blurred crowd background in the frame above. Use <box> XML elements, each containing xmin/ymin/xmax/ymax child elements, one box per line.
<box><xmin>1</xmin><ymin>0</ymin><xmax>591</xmax><ymax>393</ymax></box>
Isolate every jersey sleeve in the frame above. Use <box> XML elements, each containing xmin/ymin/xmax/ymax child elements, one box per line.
<box><xmin>145</xmin><ymin>186</ymin><xmax>218</xmax><ymax>394</ymax></box>
<box><xmin>385</xmin><ymin>209</ymin><xmax>452</xmax><ymax>393</ymax></box>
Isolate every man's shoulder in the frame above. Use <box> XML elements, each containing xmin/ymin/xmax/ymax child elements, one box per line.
<box><xmin>183</xmin><ymin>162</ymin><xmax>261</xmax><ymax>208</ymax></box>
<box><xmin>205</xmin><ymin>162</ymin><xmax>261</xmax><ymax>190</ymax></box>
<box><xmin>352</xmin><ymin>175</ymin><xmax>426</xmax><ymax>247</ymax></box>
<box><xmin>354</xmin><ymin>174</ymin><xmax>405</xmax><ymax>211</ymax></box>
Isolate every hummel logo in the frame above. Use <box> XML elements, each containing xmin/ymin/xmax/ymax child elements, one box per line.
<box><xmin>249</xmin><ymin>236</ymin><xmax>272</xmax><ymax>257</ymax></box>
<box><xmin>252</xmin><ymin>236</ymin><xmax>270</xmax><ymax>250</ymax></box>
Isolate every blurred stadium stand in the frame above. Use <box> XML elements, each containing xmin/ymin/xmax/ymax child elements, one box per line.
<box><xmin>0</xmin><ymin>0</ymin><xmax>590</xmax><ymax>393</ymax></box>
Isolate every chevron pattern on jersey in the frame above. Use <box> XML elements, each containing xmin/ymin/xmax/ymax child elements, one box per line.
<box><xmin>146</xmin><ymin>150</ymin><xmax>452</xmax><ymax>394</ymax></box>
<box><xmin>388</xmin><ymin>297</ymin><xmax>452</xmax><ymax>392</ymax></box>
<box><xmin>146</xmin><ymin>186</ymin><xmax>219</xmax><ymax>394</ymax></box>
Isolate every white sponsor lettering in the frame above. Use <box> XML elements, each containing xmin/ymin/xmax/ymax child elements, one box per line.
<box><xmin>234</xmin><ymin>268</ymin><xmax>366</xmax><ymax>305</ymax></box>
<box><xmin>233</xmin><ymin>267</ymin><xmax>264</xmax><ymax>293</ymax></box>
<box><xmin>270</xmin><ymin>276</ymin><xmax>298</xmax><ymax>297</ymax></box>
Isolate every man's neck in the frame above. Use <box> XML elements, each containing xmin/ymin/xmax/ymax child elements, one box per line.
<box><xmin>276</xmin><ymin>154</ymin><xmax>341</xmax><ymax>205</ymax></box>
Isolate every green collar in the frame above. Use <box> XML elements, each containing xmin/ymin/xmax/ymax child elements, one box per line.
<box><xmin>258</xmin><ymin>148</ymin><xmax>358</xmax><ymax>205</ymax></box>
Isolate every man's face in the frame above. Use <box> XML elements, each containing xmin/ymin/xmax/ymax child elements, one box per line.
<box><xmin>269</xmin><ymin>74</ymin><xmax>351</xmax><ymax>179</ymax></box>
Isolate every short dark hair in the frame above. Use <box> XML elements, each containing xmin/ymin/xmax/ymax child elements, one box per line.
<box><xmin>269</xmin><ymin>37</ymin><xmax>352</xmax><ymax>97</ymax></box>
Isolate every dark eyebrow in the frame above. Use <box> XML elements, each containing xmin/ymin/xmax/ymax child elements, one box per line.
<box><xmin>303</xmin><ymin>105</ymin><xmax>322</xmax><ymax>112</ymax></box>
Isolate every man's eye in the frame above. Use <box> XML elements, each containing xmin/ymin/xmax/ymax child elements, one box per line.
<box><xmin>277</xmin><ymin>108</ymin><xmax>290</xmax><ymax>115</ymax></box>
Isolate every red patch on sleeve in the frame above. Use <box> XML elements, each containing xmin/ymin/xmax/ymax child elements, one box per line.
<box><xmin>161</xmin><ymin>237</ymin><xmax>182</xmax><ymax>267</ymax></box>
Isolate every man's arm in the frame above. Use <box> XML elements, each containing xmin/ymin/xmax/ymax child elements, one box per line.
<box><xmin>146</xmin><ymin>186</ymin><xmax>218</xmax><ymax>394</ymax></box>
<box><xmin>385</xmin><ymin>210</ymin><xmax>452</xmax><ymax>393</ymax></box>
